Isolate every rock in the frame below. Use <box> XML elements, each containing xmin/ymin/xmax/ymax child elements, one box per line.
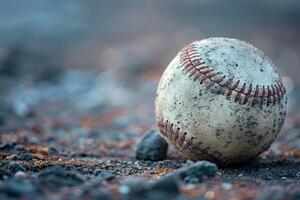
<box><xmin>221</xmin><ymin>182</ymin><xmax>232</xmax><ymax>190</ymax></box>
<box><xmin>172</xmin><ymin>161</ymin><xmax>218</xmax><ymax>183</ymax></box>
<box><xmin>119</xmin><ymin>178</ymin><xmax>148</xmax><ymax>196</ymax></box>
<box><xmin>94</xmin><ymin>169</ymin><xmax>117</xmax><ymax>181</ymax></box>
<box><xmin>14</xmin><ymin>144</ymin><xmax>25</xmax><ymax>151</ymax></box>
<box><xmin>18</xmin><ymin>153</ymin><xmax>32</xmax><ymax>161</ymax></box>
<box><xmin>257</xmin><ymin>188</ymin><xmax>300</xmax><ymax>200</ymax></box>
<box><xmin>83</xmin><ymin>189</ymin><xmax>112</xmax><ymax>200</ymax></box>
<box><xmin>136</xmin><ymin>130</ymin><xmax>168</xmax><ymax>161</ymax></box>
<box><xmin>81</xmin><ymin>172</ymin><xmax>113</xmax><ymax>200</ymax></box>
<box><xmin>7</xmin><ymin>154</ymin><xmax>18</xmax><ymax>161</ymax></box>
<box><xmin>82</xmin><ymin>180</ymin><xmax>113</xmax><ymax>200</ymax></box>
<box><xmin>38</xmin><ymin>167</ymin><xmax>84</xmax><ymax>188</ymax></box>
<box><xmin>8</xmin><ymin>162</ymin><xmax>25</xmax><ymax>174</ymax></box>
<box><xmin>0</xmin><ymin>169</ymin><xmax>10</xmax><ymax>180</ymax></box>
<box><xmin>0</xmin><ymin>143</ymin><xmax>14</xmax><ymax>151</ymax></box>
<box><xmin>0</xmin><ymin>179</ymin><xmax>39</xmax><ymax>198</ymax></box>
<box><xmin>14</xmin><ymin>171</ymin><xmax>28</xmax><ymax>179</ymax></box>
<box><xmin>48</xmin><ymin>146</ymin><xmax>59</xmax><ymax>156</ymax></box>
<box><xmin>150</xmin><ymin>175</ymin><xmax>180</xmax><ymax>196</ymax></box>
<box><xmin>28</xmin><ymin>136</ymin><xmax>39</xmax><ymax>144</ymax></box>
<box><xmin>122</xmin><ymin>175</ymin><xmax>180</xmax><ymax>200</ymax></box>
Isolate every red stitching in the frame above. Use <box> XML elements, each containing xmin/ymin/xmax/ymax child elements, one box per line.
<box><xmin>243</xmin><ymin>83</ymin><xmax>252</xmax><ymax>104</ymax></box>
<box><xmin>179</xmin><ymin>44</ymin><xmax>286</xmax><ymax>106</ymax></box>
<box><xmin>183</xmin><ymin>137</ymin><xmax>194</xmax><ymax>150</ymax></box>
<box><xmin>235</xmin><ymin>83</ymin><xmax>246</xmax><ymax>102</ymax></box>
<box><xmin>157</xmin><ymin>118</ymin><xmax>229</xmax><ymax>163</ymax></box>
<box><xmin>272</xmin><ymin>85</ymin><xmax>277</xmax><ymax>105</ymax></box>
<box><xmin>267</xmin><ymin>86</ymin><xmax>272</xmax><ymax>106</ymax></box>
<box><xmin>189</xmin><ymin>68</ymin><xmax>199</xmax><ymax>77</ymax></box>
<box><xmin>226</xmin><ymin>80</ymin><xmax>240</xmax><ymax>98</ymax></box>
<box><xmin>214</xmin><ymin>75</ymin><xmax>226</xmax><ymax>84</ymax></box>
<box><xmin>173</xmin><ymin>128</ymin><xmax>179</xmax><ymax>141</ymax></box>
<box><xmin>221</xmin><ymin>78</ymin><xmax>233</xmax><ymax>87</ymax></box>
<box><xmin>191</xmin><ymin>66</ymin><xmax>209</xmax><ymax>79</ymax></box>
<box><xmin>275</xmin><ymin>83</ymin><xmax>281</xmax><ymax>101</ymax></box>
<box><xmin>252</xmin><ymin>85</ymin><xmax>260</xmax><ymax>106</ymax></box>
<box><xmin>261</xmin><ymin>86</ymin><xmax>266</xmax><ymax>105</ymax></box>
<box><xmin>179</xmin><ymin>132</ymin><xmax>186</xmax><ymax>146</ymax></box>
<box><xmin>207</xmin><ymin>72</ymin><xmax>217</xmax><ymax>79</ymax></box>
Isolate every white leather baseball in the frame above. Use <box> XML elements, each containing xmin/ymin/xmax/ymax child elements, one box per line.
<box><xmin>155</xmin><ymin>38</ymin><xmax>287</xmax><ymax>164</ymax></box>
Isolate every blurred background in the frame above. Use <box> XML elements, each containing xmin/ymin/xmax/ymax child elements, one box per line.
<box><xmin>1</xmin><ymin>2</ymin><xmax>300</xmax><ymax>199</ymax></box>
<box><xmin>0</xmin><ymin>0</ymin><xmax>300</xmax><ymax>157</ymax></box>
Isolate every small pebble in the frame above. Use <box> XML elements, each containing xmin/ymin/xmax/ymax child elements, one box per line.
<box><xmin>8</xmin><ymin>162</ymin><xmax>25</xmax><ymax>174</ymax></box>
<box><xmin>221</xmin><ymin>182</ymin><xmax>232</xmax><ymax>190</ymax></box>
<box><xmin>84</xmin><ymin>189</ymin><xmax>112</xmax><ymax>200</ymax></box>
<box><xmin>150</xmin><ymin>175</ymin><xmax>179</xmax><ymax>196</ymax></box>
<box><xmin>0</xmin><ymin>179</ymin><xmax>39</xmax><ymax>198</ymax></box>
<box><xmin>28</xmin><ymin>136</ymin><xmax>39</xmax><ymax>144</ymax></box>
<box><xmin>94</xmin><ymin>169</ymin><xmax>117</xmax><ymax>181</ymax></box>
<box><xmin>38</xmin><ymin>167</ymin><xmax>84</xmax><ymax>188</ymax></box>
<box><xmin>121</xmin><ymin>178</ymin><xmax>148</xmax><ymax>198</ymax></box>
<box><xmin>263</xmin><ymin>175</ymin><xmax>272</xmax><ymax>180</ymax></box>
<box><xmin>136</xmin><ymin>130</ymin><xmax>168</xmax><ymax>161</ymax></box>
<box><xmin>8</xmin><ymin>154</ymin><xmax>18</xmax><ymax>161</ymax></box>
<box><xmin>14</xmin><ymin>144</ymin><xmax>25</xmax><ymax>151</ymax></box>
<box><xmin>48</xmin><ymin>147</ymin><xmax>59</xmax><ymax>155</ymax></box>
<box><xmin>204</xmin><ymin>191</ymin><xmax>215</xmax><ymax>199</ymax></box>
<box><xmin>119</xmin><ymin>185</ymin><xmax>130</xmax><ymax>195</ymax></box>
<box><xmin>122</xmin><ymin>175</ymin><xmax>180</xmax><ymax>200</ymax></box>
<box><xmin>173</xmin><ymin>161</ymin><xmax>218</xmax><ymax>183</ymax></box>
<box><xmin>0</xmin><ymin>169</ymin><xmax>10</xmax><ymax>180</ymax></box>
<box><xmin>0</xmin><ymin>143</ymin><xmax>14</xmax><ymax>151</ymax></box>
<box><xmin>14</xmin><ymin>171</ymin><xmax>28</xmax><ymax>179</ymax></box>
<box><xmin>257</xmin><ymin>187</ymin><xmax>300</xmax><ymax>200</ymax></box>
<box><xmin>185</xmin><ymin>184</ymin><xmax>197</xmax><ymax>190</ymax></box>
<box><xmin>18</xmin><ymin>153</ymin><xmax>32</xmax><ymax>161</ymax></box>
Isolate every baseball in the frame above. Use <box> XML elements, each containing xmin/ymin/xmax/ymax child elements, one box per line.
<box><xmin>155</xmin><ymin>37</ymin><xmax>287</xmax><ymax>164</ymax></box>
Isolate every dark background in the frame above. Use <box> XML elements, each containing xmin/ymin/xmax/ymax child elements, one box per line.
<box><xmin>1</xmin><ymin>1</ymin><xmax>299</xmax><ymax>73</ymax></box>
<box><xmin>1</xmin><ymin>0</ymin><xmax>299</xmax><ymax>113</ymax></box>
<box><xmin>0</xmin><ymin>1</ymin><xmax>300</xmax><ymax>200</ymax></box>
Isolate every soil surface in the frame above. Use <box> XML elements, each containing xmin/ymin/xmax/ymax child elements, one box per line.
<box><xmin>0</xmin><ymin>65</ymin><xmax>300</xmax><ymax>200</ymax></box>
<box><xmin>0</xmin><ymin>1</ymin><xmax>300</xmax><ymax>200</ymax></box>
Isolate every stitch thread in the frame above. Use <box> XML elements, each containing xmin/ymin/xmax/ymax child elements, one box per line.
<box><xmin>179</xmin><ymin>44</ymin><xmax>286</xmax><ymax>106</ymax></box>
<box><xmin>158</xmin><ymin>118</ymin><xmax>230</xmax><ymax>163</ymax></box>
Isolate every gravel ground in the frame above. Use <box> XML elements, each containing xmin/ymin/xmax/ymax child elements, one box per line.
<box><xmin>1</xmin><ymin>1</ymin><xmax>300</xmax><ymax>200</ymax></box>
<box><xmin>0</xmin><ymin>66</ymin><xmax>299</xmax><ymax>200</ymax></box>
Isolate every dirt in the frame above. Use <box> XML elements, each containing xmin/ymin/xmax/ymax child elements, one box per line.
<box><xmin>1</xmin><ymin>1</ymin><xmax>300</xmax><ymax>200</ymax></box>
<box><xmin>0</xmin><ymin>64</ymin><xmax>300</xmax><ymax>200</ymax></box>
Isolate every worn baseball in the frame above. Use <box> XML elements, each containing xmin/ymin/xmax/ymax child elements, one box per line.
<box><xmin>155</xmin><ymin>38</ymin><xmax>287</xmax><ymax>164</ymax></box>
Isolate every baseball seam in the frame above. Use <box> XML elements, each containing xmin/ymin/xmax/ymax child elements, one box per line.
<box><xmin>179</xmin><ymin>44</ymin><xmax>286</xmax><ymax>106</ymax></box>
<box><xmin>157</xmin><ymin>118</ymin><xmax>230</xmax><ymax>163</ymax></box>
